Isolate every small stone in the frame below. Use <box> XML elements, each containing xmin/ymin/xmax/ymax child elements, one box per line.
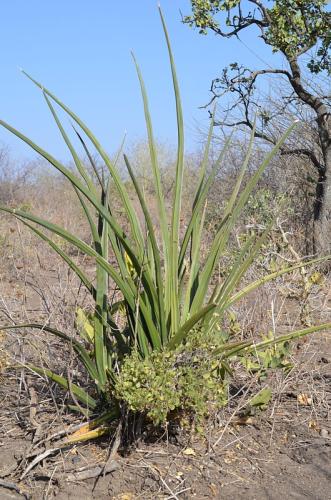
<box><xmin>320</xmin><ymin>428</ymin><xmax>329</xmax><ymax>438</ymax></box>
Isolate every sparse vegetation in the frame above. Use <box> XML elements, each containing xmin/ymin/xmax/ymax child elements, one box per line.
<box><xmin>0</xmin><ymin>8</ymin><xmax>330</xmax><ymax>444</ymax></box>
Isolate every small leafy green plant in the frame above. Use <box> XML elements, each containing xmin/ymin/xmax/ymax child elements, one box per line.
<box><xmin>114</xmin><ymin>329</ymin><xmax>228</xmax><ymax>426</ymax></box>
<box><xmin>240</xmin><ymin>331</ymin><xmax>292</xmax><ymax>380</ymax></box>
<box><xmin>0</xmin><ymin>8</ymin><xmax>330</xmax><ymax>439</ymax></box>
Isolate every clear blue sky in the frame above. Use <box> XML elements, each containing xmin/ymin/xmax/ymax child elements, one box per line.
<box><xmin>0</xmin><ymin>1</ymin><xmax>279</xmax><ymax>163</ymax></box>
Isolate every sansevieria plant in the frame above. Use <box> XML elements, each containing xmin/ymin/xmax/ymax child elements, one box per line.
<box><xmin>0</xmin><ymin>8</ymin><xmax>330</xmax><ymax>439</ymax></box>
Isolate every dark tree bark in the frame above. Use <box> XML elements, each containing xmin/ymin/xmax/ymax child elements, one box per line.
<box><xmin>314</xmin><ymin>113</ymin><xmax>331</xmax><ymax>254</ymax></box>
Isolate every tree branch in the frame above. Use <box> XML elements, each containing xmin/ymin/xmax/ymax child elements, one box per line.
<box><xmin>243</xmin><ymin>68</ymin><xmax>292</xmax><ymax>84</ymax></box>
<box><xmin>213</xmin><ymin>115</ymin><xmax>324</xmax><ymax>174</ymax></box>
<box><xmin>213</xmin><ymin>116</ymin><xmax>275</xmax><ymax>144</ymax></box>
<box><xmin>287</xmin><ymin>56</ymin><xmax>329</xmax><ymax>118</ymax></box>
<box><xmin>248</xmin><ymin>0</ymin><xmax>271</xmax><ymax>24</ymax></box>
<box><xmin>280</xmin><ymin>148</ymin><xmax>324</xmax><ymax>173</ymax></box>
<box><xmin>211</xmin><ymin>18</ymin><xmax>267</xmax><ymax>38</ymax></box>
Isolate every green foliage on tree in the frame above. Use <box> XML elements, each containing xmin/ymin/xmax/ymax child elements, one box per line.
<box><xmin>184</xmin><ymin>1</ymin><xmax>330</xmax><ymax>74</ymax></box>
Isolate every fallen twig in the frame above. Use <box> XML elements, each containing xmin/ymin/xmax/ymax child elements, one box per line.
<box><xmin>20</xmin><ymin>447</ymin><xmax>63</xmax><ymax>480</ymax></box>
<box><xmin>0</xmin><ymin>479</ymin><xmax>31</xmax><ymax>499</ymax></box>
<box><xmin>66</xmin><ymin>460</ymin><xmax>119</xmax><ymax>481</ymax></box>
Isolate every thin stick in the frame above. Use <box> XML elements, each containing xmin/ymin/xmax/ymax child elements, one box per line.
<box><xmin>0</xmin><ymin>479</ymin><xmax>31</xmax><ymax>500</ymax></box>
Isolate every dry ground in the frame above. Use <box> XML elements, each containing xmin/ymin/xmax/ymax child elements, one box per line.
<box><xmin>0</xmin><ymin>217</ymin><xmax>330</xmax><ymax>499</ymax></box>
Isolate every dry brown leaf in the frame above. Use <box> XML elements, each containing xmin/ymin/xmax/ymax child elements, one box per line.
<box><xmin>223</xmin><ymin>450</ymin><xmax>237</xmax><ymax>464</ymax></box>
<box><xmin>308</xmin><ymin>420</ymin><xmax>319</xmax><ymax>431</ymax></box>
<box><xmin>297</xmin><ymin>393</ymin><xmax>312</xmax><ymax>406</ymax></box>
<box><xmin>209</xmin><ymin>483</ymin><xmax>218</xmax><ymax>495</ymax></box>
<box><xmin>183</xmin><ymin>448</ymin><xmax>196</xmax><ymax>456</ymax></box>
<box><xmin>233</xmin><ymin>416</ymin><xmax>255</xmax><ymax>425</ymax></box>
<box><xmin>113</xmin><ymin>494</ymin><xmax>134</xmax><ymax>500</ymax></box>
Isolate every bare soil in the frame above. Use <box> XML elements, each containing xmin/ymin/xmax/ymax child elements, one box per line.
<box><xmin>1</xmin><ymin>329</ymin><xmax>330</xmax><ymax>499</ymax></box>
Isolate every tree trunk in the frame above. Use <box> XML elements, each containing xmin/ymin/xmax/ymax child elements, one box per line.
<box><xmin>314</xmin><ymin>113</ymin><xmax>331</xmax><ymax>257</ymax></box>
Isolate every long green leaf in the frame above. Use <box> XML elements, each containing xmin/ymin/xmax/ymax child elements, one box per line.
<box><xmin>73</xmin><ymin>126</ymin><xmax>105</xmax><ymax>191</ymax></box>
<box><xmin>43</xmin><ymin>92</ymin><xmax>102</xmax><ymax>250</ymax></box>
<box><xmin>185</xmin><ymin>113</ymin><xmax>215</xmax><ymax>315</ymax></box>
<box><xmin>94</xmin><ymin>194</ymin><xmax>109</xmax><ymax>386</ymax></box>
<box><xmin>0</xmin><ymin>206</ymin><xmax>161</xmax><ymax>345</ymax></box>
<box><xmin>43</xmin><ymin>92</ymin><xmax>96</xmax><ymax>194</ymax></box>
<box><xmin>230</xmin><ymin>122</ymin><xmax>297</xmax><ymax>225</ymax></box>
<box><xmin>182</xmin><ymin>202</ymin><xmax>207</xmax><ymax>320</ymax></box>
<box><xmin>28</xmin><ymin>365</ymin><xmax>97</xmax><ymax>409</ymax></box>
<box><xmin>159</xmin><ymin>7</ymin><xmax>184</xmax><ymax>335</ymax></box>
<box><xmin>190</xmin><ymin>123</ymin><xmax>298</xmax><ymax>313</ymax></box>
<box><xmin>227</xmin><ymin>254</ymin><xmax>331</xmax><ymax>308</ymax></box>
<box><xmin>17</xmin><ymin>218</ymin><xmax>125</xmax><ymax>349</ymax></box>
<box><xmin>21</xmin><ymin>70</ymin><xmax>145</xmax><ymax>253</ymax></box>
<box><xmin>168</xmin><ymin>303</ymin><xmax>216</xmax><ymax>350</ymax></box>
<box><xmin>19</xmin><ymin>219</ymin><xmax>96</xmax><ymax>298</ymax></box>
<box><xmin>132</xmin><ymin>53</ymin><xmax>169</xmax><ymax>273</ymax></box>
<box><xmin>214</xmin><ymin>224</ymin><xmax>271</xmax><ymax>315</ymax></box>
<box><xmin>217</xmin><ymin>322</ymin><xmax>331</xmax><ymax>359</ymax></box>
<box><xmin>1</xmin><ymin>323</ymin><xmax>98</xmax><ymax>381</ymax></box>
<box><xmin>124</xmin><ymin>154</ymin><xmax>166</xmax><ymax>346</ymax></box>
<box><xmin>178</xmin><ymin>134</ymin><xmax>232</xmax><ymax>275</ymax></box>
<box><xmin>189</xmin><ymin>213</ymin><xmax>232</xmax><ymax>312</ymax></box>
<box><xmin>223</xmin><ymin>119</ymin><xmax>256</xmax><ymax>219</ymax></box>
<box><xmin>192</xmin><ymin>107</ymin><xmax>216</xmax><ymax>208</ymax></box>
<box><xmin>0</xmin><ymin>120</ymin><xmax>159</xmax><ymax>313</ymax></box>
<box><xmin>203</xmin><ymin>233</ymin><xmax>256</xmax><ymax>329</ymax></box>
